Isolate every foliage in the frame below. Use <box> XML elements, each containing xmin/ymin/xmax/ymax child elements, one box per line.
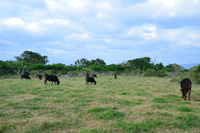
<box><xmin>1</xmin><ymin>53</ymin><xmax>200</xmax><ymax>80</ymax></box>
<box><xmin>15</xmin><ymin>50</ymin><xmax>48</xmax><ymax>64</ymax></box>
<box><xmin>127</xmin><ymin>57</ymin><xmax>154</xmax><ymax>73</ymax></box>
<box><xmin>90</xmin><ymin>58</ymin><xmax>106</xmax><ymax>66</ymax></box>
<box><xmin>27</xmin><ymin>63</ymin><xmax>44</xmax><ymax>71</ymax></box>
<box><xmin>74</xmin><ymin>58</ymin><xmax>90</xmax><ymax>67</ymax></box>
<box><xmin>106</xmin><ymin>64</ymin><xmax>124</xmax><ymax>72</ymax></box>
<box><xmin>166</xmin><ymin>63</ymin><xmax>184</xmax><ymax>73</ymax></box>
<box><xmin>75</xmin><ymin>58</ymin><xmax>106</xmax><ymax>67</ymax></box>
<box><xmin>89</xmin><ymin>65</ymin><xmax>105</xmax><ymax>72</ymax></box>
<box><xmin>188</xmin><ymin>65</ymin><xmax>200</xmax><ymax>84</ymax></box>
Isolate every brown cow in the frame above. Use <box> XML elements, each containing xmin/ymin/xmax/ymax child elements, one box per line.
<box><xmin>180</xmin><ymin>78</ymin><xmax>192</xmax><ymax>101</ymax></box>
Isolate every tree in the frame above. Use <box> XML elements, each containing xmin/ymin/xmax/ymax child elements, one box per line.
<box><xmin>74</xmin><ymin>58</ymin><xmax>106</xmax><ymax>67</ymax></box>
<box><xmin>15</xmin><ymin>51</ymin><xmax>48</xmax><ymax>64</ymax></box>
<box><xmin>166</xmin><ymin>63</ymin><xmax>184</xmax><ymax>73</ymax></box>
<box><xmin>90</xmin><ymin>58</ymin><xmax>106</xmax><ymax>66</ymax></box>
<box><xmin>154</xmin><ymin>63</ymin><xmax>164</xmax><ymax>71</ymax></box>
<box><xmin>106</xmin><ymin>64</ymin><xmax>123</xmax><ymax>71</ymax></box>
<box><xmin>74</xmin><ymin>58</ymin><xmax>90</xmax><ymax>67</ymax></box>
<box><xmin>127</xmin><ymin>57</ymin><xmax>153</xmax><ymax>73</ymax></box>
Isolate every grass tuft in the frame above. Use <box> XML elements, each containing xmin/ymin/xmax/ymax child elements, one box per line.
<box><xmin>177</xmin><ymin>107</ymin><xmax>193</xmax><ymax>112</ymax></box>
<box><xmin>87</xmin><ymin>107</ymin><xmax>125</xmax><ymax>120</ymax></box>
<box><xmin>153</xmin><ymin>98</ymin><xmax>168</xmax><ymax>103</ymax></box>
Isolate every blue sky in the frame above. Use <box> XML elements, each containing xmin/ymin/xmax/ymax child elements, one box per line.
<box><xmin>0</xmin><ymin>0</ymin><xmax>200</xmax><ymax>66</ymax></box>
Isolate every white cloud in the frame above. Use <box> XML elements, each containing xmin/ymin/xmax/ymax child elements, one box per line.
<box><xmin>65</xmin><ymin>33</ymin><xmax>92</xmax><ymax>41</ymax></box>
<box><xmin>125</xmin><ymin>25</ymin><xmax>200</xmax><ymax>48</ymax></box>
<box><xmin>43</xmin><ymin>19</ymin><xmax>70</xmax><ymax>26</ymax></box>
<box><xmin>124</xmin><ymin>0</ymin><xmax>200</xmax><ymax>18</ymax></box>
<box><xmin>160</xmin><ymin>28</ymin><xmax>200</xmax><ymax>46</ymax></box>
<box><xmin>0</xmin><ymin>17</ymin><xmax>75</xmax><ymax>34</ymax></box>
<box><xmin>0</xmin><ymin>17</ymin><xmax>25</xmax><ymax>28</ymax></box>
<box><xmin>46</xmin><ymin>48</ymin><xmax>68</xmax><ymax>54</ymax></box>
<box><xmin>44</xmin><ymin>0</ymin><xmax>91</xmax><ymax>14</ymax></box>
<box><xmin>97</xmin><ymin>12</ymin><xmax>109</xmax><ymax>19</ymax></box>
<box><xmin>0</xmin><ymin>17</ymin><xmax>44</xmax><ymax>34</ymax></box>
<box><xmin>126</xmin><ymin>25</ymin><xmax>158</xmax><ymax>40</ymax></box>
<box><xmin>97</xmin><ymin>1</ymin><xmax>112</xmax><ymax>11</ymax></box>
<box><xmin>26</xmin><ymin>22</ymin><xmax>44</xmax><ymax>34</ymax></box>
<box><xmin>104</xmin><ymin>38</ymin><xmax>113</xmax><ymax>43</ymax></box>
<box><xmin>86</xmin><ymin>44</ymin><xmax>108</xmax><ymax>50</ymax></box>
<box><xmin>188</xmin><ymin>33</ymin><xmax>200</xmax><ymax>40</ymax></box>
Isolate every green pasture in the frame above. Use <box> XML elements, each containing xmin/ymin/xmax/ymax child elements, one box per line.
<box><xmin>0</xmin><ymin>76</ymin><xmax>200</xmax><ymax>133</ymax></box>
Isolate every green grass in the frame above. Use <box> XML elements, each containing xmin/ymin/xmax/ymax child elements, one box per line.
<box><xmin>87</xmin><ymin>107</ymin><xmax>125</xmax><ymax>120</ymax></box>
<box><xmin>0</xmin><ymin>76</ymin><xmax>200</xmax><ymax>132</ymax></box>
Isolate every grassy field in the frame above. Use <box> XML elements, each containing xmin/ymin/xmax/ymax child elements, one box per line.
<box><xmin>0</xmin><ymin>76</ymin><xmax>200</xmax><ymax>133</ymax></box>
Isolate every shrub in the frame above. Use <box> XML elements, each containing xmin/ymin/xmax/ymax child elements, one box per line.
<box><xmin>143</xmin><ymin>69</ymin><xmax>157</xmax><ymax>77</ymax></box>
<box><xmin>89</xmin><ymin>65</ymin><xmax>105</xmax><ymax>72</ymax></box>
<box><xmin>156</xmin><ymin>70</ymin><xmax>168</xmax><ymax>77</ymax></box>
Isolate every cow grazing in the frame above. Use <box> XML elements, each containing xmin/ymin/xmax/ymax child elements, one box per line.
<box><xmin>21</xmin><ymin>74</ymin><xmax>31</xmax><ymax>79</ymax></box>
<box><xmin>86</xmin><ymin>74</ymin><xmax>96</xmax><ymax>85</ymax></box>
<box><xmin>44</xmin><ymin>74</ymin><xmax>60</xmax><ymax>85</ymax></box>
<box><xmin>38</xmin><ymin>74</ymin><xmax>42</xmax><ymax>80</ymax></box>
<box><xmin>180</xmin><ymin>78</ymin><xmax>192</xmax><ymax>101</ymax></box>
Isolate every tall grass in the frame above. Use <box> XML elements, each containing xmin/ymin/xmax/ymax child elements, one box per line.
<box><xmin>0</xmin><ymin>76</ymin><xmax>200</xmax><ymax>132</ymax></box>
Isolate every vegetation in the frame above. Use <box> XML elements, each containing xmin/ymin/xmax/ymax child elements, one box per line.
<box><xmin>1</xmin><ymin>51</ymin><xmax>200</xmax><ymax>132</ymax></box>
<box><xmin>0</xmin><ymin>76</ymin><xmax>200</xmax><ymax>132</ymax></box>
<box><xmin>2</xmin><ymin>50</ymin><xmax>200</xmax><ymax>84</ymax></box>
<box><xmin>0</xmin><ymin>51</ymin><xmax>184</xmax><ymax>71</ymax></box>
<box><xmin>15</xmin><ymin>51</ymin><xmax>48</xmax><ymax>65</ymax></box>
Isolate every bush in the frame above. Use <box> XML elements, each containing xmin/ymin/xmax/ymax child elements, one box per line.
<box><xmin>44</xmin><ymin>69</ymin><xmax>56</xmax><ymax>75</ymax></box>
<box><xmin>189</xmin><ymin>68</ymin><xmax>200</xmax><ymax>84</ymax></box>
<box><xmin>70</xmin><ymin>71</ymin><xmax>78</xmax><ymax>77</ymax></box>
<box><xmin>89</xmin><ymin>65</ymin><xmax>104</xmax><ymax>72</ymax></box>
<box><xmin>156</xmin><ymin>70</ymin><xmax>168</xmax><ymax>77</ymax></box>
<box><xmin>143</xmin><ymin>69</ymin><xmax>157</xmax><ymax>77</ymax></box>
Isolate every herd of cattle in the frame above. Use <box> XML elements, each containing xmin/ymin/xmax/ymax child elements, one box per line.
<box><xmin>20</xmin><ymin>74</ymin><xmax>192</xmax><ymax>101</ymax></box>
<box><xmin>21</xmin><ymin>74</ymin><xmax>60</xmax><ymax>85</ymax></box>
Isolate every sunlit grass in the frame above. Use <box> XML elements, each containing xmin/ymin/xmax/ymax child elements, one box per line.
<box><xmin>0</xmin><ymin>76</ymin><xmax>200</xmax><ymax>132</ymax></box>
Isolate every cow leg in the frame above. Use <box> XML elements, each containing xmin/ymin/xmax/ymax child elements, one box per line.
<box><xmin>184</xmin><ymin>90</ymin><xmax>187</xmax><ymax>100</ymax></box>
<box><xmin>188</xmin><ymin>89</ymin><xmax>191</xmax><ymax>101</ymax></box>
<box><xmin>181</xmin><ymin>90</ymin><xmax>184</xmax><ymax>99</ymax></box>
<box><xmin>44</xmin><ymin>80</ymin><xmax>47</xmax><ymax>85</ymax></box>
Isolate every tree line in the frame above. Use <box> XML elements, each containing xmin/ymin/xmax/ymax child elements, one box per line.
<box><xmin>0</xmin><ymin>51</ymin><xmax>200</xmax><ymax>83</ymax></box>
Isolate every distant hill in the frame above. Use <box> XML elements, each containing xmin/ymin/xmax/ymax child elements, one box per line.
<box><xmin>181</xmin><ymin>63</ymin><xmax>199</xmax><ymax>69</ymax></box>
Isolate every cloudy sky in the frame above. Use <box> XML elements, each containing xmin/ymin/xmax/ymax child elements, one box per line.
<box><xmin>0</xmin><ymin>0</ymin><xmax>200</xmax><ymax>66</ymax></box>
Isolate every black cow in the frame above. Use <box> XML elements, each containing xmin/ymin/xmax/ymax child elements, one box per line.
<box><xmin>38</xmin><ymin>74</ymin><xmax>42</xmax><ymax>80</ymax></box>
<box><xmin>21</xmin><ymin>74</ymin><xmax>31</xmax><ymax>79</ymax></box>
<box><xmin>44</xmin><ymin>74</ymin><xmax>60</xmax><ymax>85</ymax></box>
<box><xmin>86</xmin><ymin>74</ymin><xmax>96</xmax><ymax>85</ymax></box>
<box><xmin>114</xmin><ymin>74</ymin><xmax>117</xmax><ymax>79</ymax></box>
<box><xmin>180</xmin><ymin>78</ymin><xmax>192</xmax><ymax>101</ymax></box>
<box><xmin>92</xmin><ymin>74</ymin><xmax>97</xmax><ymax>78</ymax></box>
